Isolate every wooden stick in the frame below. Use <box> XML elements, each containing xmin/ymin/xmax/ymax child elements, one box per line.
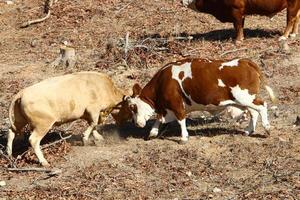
<box><xmin>41</xmin><ymin>134</ymin><xmax>72</xmax><ymax>150</ymax></box>
<box><xmin>20</xmin><ymin>0</ymin><xmax>56</xmax><ymax>28</ymax></box>
<box><xmin>220</xmin><ymin>48</ymin><xmax>247</xmax><ymax>57</ymax></box>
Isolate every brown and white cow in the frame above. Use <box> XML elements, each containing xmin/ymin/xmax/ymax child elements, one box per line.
<box><xmin>124</xmin><ymin>58</ymin><xmax>277</xmax><ymax>143</ymax></box>
<box><xmin>182</xmin><ymin>0</ymin><xmax>300</xmax><ymax>42</ymax></box>
<box><xmin>7</xmin><ymin>72</ymin><xmax>126</xmax><ymax>166</ymax></box>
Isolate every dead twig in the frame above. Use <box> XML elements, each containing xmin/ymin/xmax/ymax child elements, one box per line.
<box><xmin>220</xmin><ymin>48</ymin><xmax>247</xmax><ymax>57</ymax></box>
<box><xmin>0</xmin><ymin>149</ymin><xmax>15</xmax><ymax>167</ymax></box>
<box><xmin>20</xmin><ymin>0</ymin><xmax>57</xmax><ymax>28</ymax></box>
<box><xmin>8</xmin><ymin>167</ymin><xmax>62</xmax><ymax>179</ymax></box>
<box><xmin>41</xmin><ymin>134</ymin><xmax>72</xmax><ymax>150</ymax></box>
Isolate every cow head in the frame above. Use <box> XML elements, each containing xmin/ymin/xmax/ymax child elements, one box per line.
<box><xmin>111</xmin><ymin>83</ymin><xmax>153</xmax><ymax>127</ymax></box>
<box><xmin>121</xmin><ymin>83</ymin><xmax>155</xmax><ymax>128</ymax></box>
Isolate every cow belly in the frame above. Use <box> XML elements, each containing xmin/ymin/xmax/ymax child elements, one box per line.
<box><xmin>246</xmin><ymin>1</ymin><xmax>286</xmax><ymax>16</ymax></box>
<box><xmin>185</xmin><ymin>101</ymin><xmax>227</xmax><ymax>115</ymax></box>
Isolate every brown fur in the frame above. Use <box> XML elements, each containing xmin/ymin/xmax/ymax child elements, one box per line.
<box><xmin>184</xmin><ymin>0</ymin><xmax>300</xmax><ymax>41</ymax></box>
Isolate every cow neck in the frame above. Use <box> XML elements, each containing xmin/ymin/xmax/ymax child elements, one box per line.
<box><xmin>139</xmin><ymin>88</ymin><xmax>156</xmax><ymax>111</ymax></box>
<box><xmin>139</xmin><ymin>94</ymin><xmax>155</xmax><ymax>110</ymax></box>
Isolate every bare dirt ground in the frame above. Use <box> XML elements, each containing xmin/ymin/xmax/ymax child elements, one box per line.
<box><xmin>0</xmin><ymin>0</ymin><xmax>299</xmax><ymax>199</ymax></box>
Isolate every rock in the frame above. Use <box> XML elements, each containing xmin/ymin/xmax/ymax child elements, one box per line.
<box><xmin>186</xmin><ymin>171</ymin><xmax>192</xmax><ymax>177</ymax></box>
<box><xmin>5</xmin><ymin>1</ymin><xmax>14</xmax><ymax>5</ymax></box>
<box><xmin>30</xmin><ymin>39</ymin><xmax>38</xmax><ymax>47</ymax></box>
<box><xmin>295</xmin><ymin>116</ymin><xmax>300</xmax><ymax>126</ymax></box>
<box><xmin>0</xmin><ymin>181</ymin><xmax>6</xmax><ymax>187</ymax></box>
<box><xmin>213</xmin><ymin>187</ymin><xmax>221</xmax><ymax>193</ymax></box>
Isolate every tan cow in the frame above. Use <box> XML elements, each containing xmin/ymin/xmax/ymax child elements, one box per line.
<box><xmin>123</xmin><ymin>58</ymin><xmax>277</xmax><ymax>143</ymax></box>
<box><xmin>182</xmin><ymin>0</ymin><xmax>300</xmax><ymax>42</ymax></box>
<box><xmin>7</xmin><ymin>72</ymin><xmax>125</xmax><ymax>166</ymax></box>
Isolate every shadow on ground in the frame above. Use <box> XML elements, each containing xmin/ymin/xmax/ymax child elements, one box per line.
<box><xmin>140</xmin><ymin>28</ymin><xmax>281</xmax><ymax>42</ymax></box>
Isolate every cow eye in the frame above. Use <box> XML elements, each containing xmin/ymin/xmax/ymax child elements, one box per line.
<box><xmin>129</xmin><ymin>104</ymin><xmax>137</xmax><ymax>113</ymax></box>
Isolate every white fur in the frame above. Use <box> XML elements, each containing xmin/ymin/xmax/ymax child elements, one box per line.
<box><xmin>218</xmin><ymin>79</ymin><xmax>226</xmax><ymax>87</ymax></box>
<box><xmin>182</xmin><ymin>0</ymin><xmax>195</xmax><ymax>6</ymax></box>
<box><xmin>128</xmin><ymin>97</ymin><xmax>154</xmax><ymax>128</ymax></box>
<box><xmin>230</xmin><ymin>85</ymin><xmax>256</xmax><ymax>106</ymax></box>
<box><xmin>219</xmin><ymin>59</ymin><xmax>240</xmax><ymax>70</ymax></box>
<box><xmin>178</xmin><ymin>119</ymin><xmax>189</xmax><ymax>141</ymax></box>
<box><xmin>171</xmin><ymin>62</ymin><xmax>192</xmax><ymax>98</ymax></box>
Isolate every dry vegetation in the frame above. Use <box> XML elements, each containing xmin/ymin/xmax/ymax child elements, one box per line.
<box><xmin>0</xmin><ymin>0</ymin><xmax>299</xmax><ymax>199</ymax></box>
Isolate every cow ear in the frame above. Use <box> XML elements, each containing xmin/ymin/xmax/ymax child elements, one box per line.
<box><xmin>132</xmin><ymin>83</ymin><xmax>142</xmax><ymax>97</ymax></box>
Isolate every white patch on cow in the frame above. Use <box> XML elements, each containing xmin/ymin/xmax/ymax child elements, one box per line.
<box><xmin>128</xmin><ymin>97</ymin><xmax>154</xmax><ymax>128</ymax></box>
<box><xmin>230</xmin><ymin>85</ymin><xmax>271</xmax><ymax>133</ymax></box>
<box><xmin>178</xmin><ymin>118</ymin><xmax>189</xmax><ymax>141</ymax></box>
<box><xmin>219</xmin><ymin>59</ymin><xmax>240</xmax><ymax>70</ymax></box>
<box><xmin>230</xmin><ymin>85</ymin><xmax>256</xmax><ymax>106</ymax></box>
<box><xmin>217</xmin><ymin>79</ymin><xmax>226</xmax><ymax>87</ymax></box>
<box><xmin>171</xmin><ymin>62</ymin><xmax>192</xmax><ymax>99</ymax></box>
<box><xmin>219</xmin><ymin>100</ymin><xmax>236</xmax><ymax>106</ymax></box>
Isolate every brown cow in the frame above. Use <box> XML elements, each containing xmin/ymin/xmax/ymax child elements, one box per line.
<box><xmin>7</xmin><ymin>72</ymin><xmax>126</xmax><ymax>166</ymax></box>
<box><xmin>182</xmin><ymin>0</ymin><xmax>300</xmax><ymax>42</ymax></box>
<box><xmin>124</xmin><ymin>58</ymin><xmax>277</xmax><ymax>143</ymax></box>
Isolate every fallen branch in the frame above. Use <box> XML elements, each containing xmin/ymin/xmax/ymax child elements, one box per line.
<box><xmin>0</xmin><ymin>149</ymin><xmax>15</xmax><ymax>167</ymax></box>
<box><xmin>7</xmin><ymin>167</ymin><xmax>62</xmax><ymax>175</ymax></box>
<box><xmin>20</xmin><ymin>0</ymin><xmax>57</xmax><ymax>28</ymax></box>
<box><xmin>220</xmin><ymin>48</ymin><xmax>247</xmax><ymax>57</ymax></box>
<box><xmin>41</xmin><ymin>134</ymin><xmax>72</xmax><ymax>150</ymax></box>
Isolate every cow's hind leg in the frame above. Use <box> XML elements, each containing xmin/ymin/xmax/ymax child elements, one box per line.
<box><xmin>83</xmin><ymin>108</ymin><xmax>102</xmax><ymax>145</ymax></box>
<box><xmin>280</xmin><ymin>6</ymin><xmax>299</xmax><ymax>40</ymax></box>
<box><xmin>291</xmin><ymin>10</ymin><xmax>300</xmax><ymax>37</ymax></box>
<box><xmin>244</xmin><ymin>108</ymin><xmax>259</xmax><ymax>135</ymax></box>
<box><xmin>29</xmin><ymin>123</ymin><xmax>54</xmax><ymax>167</ymax></box>
<box><xmin>6</xmin><ymin>129</ymin><xmax>15</xmax><ymax>157</ymax></box>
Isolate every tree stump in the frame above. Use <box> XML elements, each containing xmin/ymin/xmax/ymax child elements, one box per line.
<box><xmin>50</xmin><ymin>46</ymin><xmax>76</xmax><ymax>68</ymax></box>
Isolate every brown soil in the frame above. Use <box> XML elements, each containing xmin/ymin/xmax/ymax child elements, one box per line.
<box><xmin>0</xmin><ymin>0</ymin><xmax>299</xmax><ymax>199</ymax></box>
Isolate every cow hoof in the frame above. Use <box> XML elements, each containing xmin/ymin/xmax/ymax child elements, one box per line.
<box><xmin>178</xmin><ymin>138</ymin><xmax>188</xmax><ymax>145</ymax></box>
<box><xmin>41</xmin><ymin>161</ymin><xmax>50</xmax><ymax>167</ymax></box>
<box><xmin>82</xmin><ymin>138</ymin><xmax>91</xmax><ymax>146</ymax></box>
<box><xmin>278</xmin><ymin>36</ymin><xmax>287</xmax><ymax>41</ymax></box>
<box><xmin>243</xmin><ymin>130</ymin><xmax>253</xmax><ymax>136</ymax></box>
<box><xmin>290</xmin><ymin>33</ymin><xmax>297</xmax><ymax>38</ymax></box>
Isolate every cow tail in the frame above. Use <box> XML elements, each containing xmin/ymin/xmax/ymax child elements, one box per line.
<box><xmin>8</xmin><ymin>91</ymin><xmax>23</xmax><ymax>132</ymax></box>
<box><xmin>264</xmin><ymin>85</ymin><xmax>277</xmax><ymax>104</ymax></box>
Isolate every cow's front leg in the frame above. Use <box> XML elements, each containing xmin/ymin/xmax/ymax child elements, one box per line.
<box><xmin>233</xmin><ymin>11</ymin><xmax>245</xmax><ymax>43</ymax></box>
<box><xmin>178</xmin><ymin>118</ymin><xmax>189</xmax><ymax>144</ymax></box>
<box><xmin>149</xmin><ymin>119</ymin><xmax>161</xmax><ymax>139</ymax></box>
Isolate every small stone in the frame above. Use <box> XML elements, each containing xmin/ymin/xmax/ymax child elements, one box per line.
<box><xmin>208</xmin><ymin>194</ymin><xmax>214</xmax><ymax>198</ymax></box>
<box><xmin>5</xmin><ymin>1</ymin><xmax>14</xmax><ymax>5</ymax></box>
<box><xmin>186</xmin><ymin>171</ymin><xmax>192</xmax><ymax>177</ymax></box>
<box><xmin>213</xmin><ymin>187</ymin><xmax>221</xmax><ymax>193</ymax></box>
<box><xmin>273</xmin><ymin>110</ymin><xmax>280</xmax><ymax>118</ymax></box>
<box><xmin>270</xmin><ymin>106</ymin><xmax>278</xmax><ymax>110</ymax></box>
<box><xmin>295</xmin><ymin>116</ymin><xmax>300</xmax><ymax>126</ymax></box>
<box><xmin>0</xmin><ymin>181</ymin><xmax>6</xmax><ymax>187</ymax></box>
<box><xmin>30</xmin><ymin>39</ymin><xmax>38</xmax><ymax>47</ymax></box>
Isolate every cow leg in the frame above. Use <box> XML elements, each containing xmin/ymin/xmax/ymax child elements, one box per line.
<box><xmin>280</xmin><ymin>8</ymin><xmax>297</xmax><ymax>40</ymax></box>
<box><xmin>244</xmin><ymin>108</ymin><xmax>259</xmax><ymax>136</ymax></box>
<box><xmin>232</xmin><ymin>11</ymin><xmax>245</xmax><ymax>42</ymax></box>
<box><xmin>178</xmin><ymin>118</ymin><xmax>189</xmax><ymax>144</ymax></box>
<box><xmin>83</xmin><ymin>108</ymin><xmax>101</xmax><ymax>145</ymax></box>
<box><xmin>291</xmin><ymin>10</ymin><xmax>300</xmax><ymax>37</ymax></box>
<box><xmin>29</xmin><ymin>124</ymin><xmax>53</xmax><ymax>167</ymax></box>
<box><xmin>6</xmin><ymin>129</ymin><xmax>15</xmax><ymax>157</ymax></box>
<box><xmin>149</xmin><ymin>119</ymin><xmax>161</xmax><ymax>138</ymax></box>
